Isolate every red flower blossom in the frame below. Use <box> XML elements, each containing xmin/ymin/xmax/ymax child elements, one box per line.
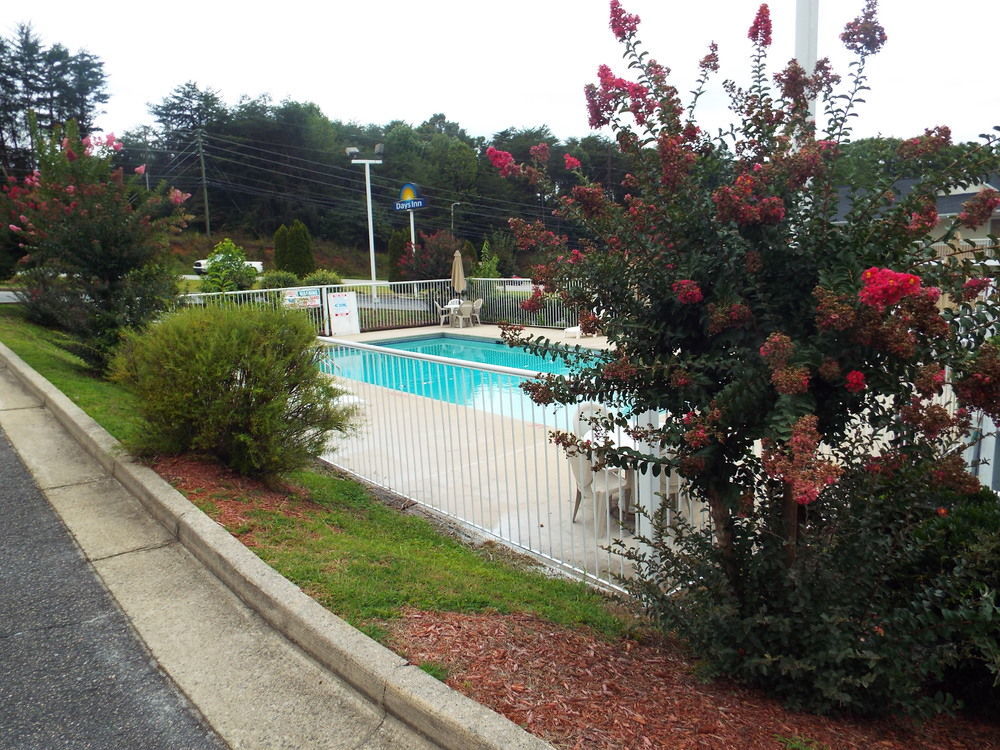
<box><xmin>957</xmin><ymin>188</ymin><xmax>1000</xmax><ymax>229</ymax></box>
<box><xmin>609</xmin><ymin>0</ymin><xmax>641</xmax><ymax>40</ymax></box>
<box><xmin>486</xmin><ymin>147</ymin><xmax>519</xmax><ymax>178</ymax></box>
<box><xmin>529</xmin><ymin>142</ymin><xmax>550</xmax><ymax>164</ymax></box>
<box><xmin>963</xmin><ymin>277</ymin><xmax>992</xmax><ymax>300</ymax></box>
<box><xmin>672</xmin><ymin>279</ymin><xmax>703</xmax><ymax>304</ymax></box>
<box><xmin>858</xmin><ymin>267</ymin><xmax>923</xmax><ymax>310</ymax></box>
<box><xmin>840</xmin><ymin>0</ymin><xmax>886</xmax><ymax>56</ymax></box>
<box><xmin>699</xmin><ymin>42</ymin><xmax>719</xmax><ymax>73</ymax></box>
<box><xmin>747</xmin><ymin>4</ymin><xmax>772</xmax><ymax>47</ymax></box>
<box><xmin>844</xmin><ymin>370</ymin><xmax>866</xmax><ymax>393</ymax></box>
<box><xmin>759</xmin><ymin>332</ymin><xmax>793</xmax><ymax>367</ymax></box>
<box><xmin>563</xmin><ymin>154</ymin><xmax>581</xmax><ymax>170</ymax></box>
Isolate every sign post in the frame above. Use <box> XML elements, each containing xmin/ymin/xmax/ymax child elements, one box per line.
<box><xmin>393</xmin><ymin>183</ymin><xmax>427</xmax><ymax>250</ymax></box>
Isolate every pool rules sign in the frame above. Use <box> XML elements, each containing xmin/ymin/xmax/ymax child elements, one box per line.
<box><xmin>328</xmin><ymin>291</ymin><xmax>360</xmax><ymax>335</ymax></box>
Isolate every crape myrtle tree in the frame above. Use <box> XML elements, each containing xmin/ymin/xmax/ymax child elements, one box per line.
<box><xmin>489</xmin><ymin>0</ymin><xmax>1000</xmax><ymax>715</ymax></box>
<box><xmin>3</xmin><ymin>118</ymin><xmax>190</xmax><ymax>370</ymax></box>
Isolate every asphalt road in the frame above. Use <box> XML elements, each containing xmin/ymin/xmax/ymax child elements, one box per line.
<box><xmin>0</xmin><ymin>428</ymin><xmax>226</xmax><ymax>750</ymax></box>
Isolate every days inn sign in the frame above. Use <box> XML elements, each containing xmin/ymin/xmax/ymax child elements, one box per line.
<box><xmin>394</xmin><ymin>182</ymin><xmax>426</xmax><ymax>211</ymax></box>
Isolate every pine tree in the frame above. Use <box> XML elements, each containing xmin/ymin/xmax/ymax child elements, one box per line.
<box><xmin>285</xmin><ymin>219</ymin><xmax>315</xmax><ymax>277</ymax></box>
<box><xmin>272</xmin><ymin>223</ymin><xmax>290</xmax><ymax>274</ymax></box>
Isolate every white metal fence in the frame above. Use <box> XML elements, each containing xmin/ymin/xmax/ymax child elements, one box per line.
<box><xmin>182</xmin><ymin>278</ymin><xmax>579</xmax><ymax>334</ymax></box>
<box><xmin>317</xmin><ymin>337</ymin><xmax>701</xmax><ymax>591</ymax></box>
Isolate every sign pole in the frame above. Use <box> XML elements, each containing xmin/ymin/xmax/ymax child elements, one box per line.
<box><xmin>409</xmin><ymin>210</ymin><xmax>416</xmax><ymax>251</ymax></box>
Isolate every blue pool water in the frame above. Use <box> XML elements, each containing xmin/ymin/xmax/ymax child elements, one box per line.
<box><xmin>376</xmin><ymin>334</ymin><xmax>573</xmax><ymax>374</ymax></box>
<box><xmin>320</xmin><ymin>334</ymin><xmax>578</xmax><ymax>421</ymax></box>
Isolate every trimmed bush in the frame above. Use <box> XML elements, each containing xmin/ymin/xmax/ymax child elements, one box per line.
<box><xmin>300</xmin><ymin>269</ymin><xmax>342</xmax><ymax>286</ymax></box>
<box><xmin>260</xmin><ymin>269</ymin><xmax>299</xmax><ymax>289</ymax></box>
<box><xmin>111</xmin><ymin>305</ymin><xmax>356</xmax><ymax>476</ymax></box>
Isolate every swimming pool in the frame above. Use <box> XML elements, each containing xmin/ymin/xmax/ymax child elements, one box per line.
<box><xmin>373</xmin><ymin>334</ymin><xmax>574</xmax><ymax>374</ymax></box>
<box><xmin>320</xmin><ymin>334</ymin><xmax>581</xmax><ymax>422</ymax></box>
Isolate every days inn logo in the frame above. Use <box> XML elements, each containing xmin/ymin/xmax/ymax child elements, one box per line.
<box><xmin>394</xmin><ymin>183</ymin><xmax>426</xmax><ymax>211</ymax></box>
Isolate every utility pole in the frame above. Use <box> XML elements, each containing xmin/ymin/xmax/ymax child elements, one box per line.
<box><xmin>196</xmin><ymin>130</ymin><xmax>211</xmax><ymax>238</ymax></box>
<box><xmin>795</xmin><ymin>0</ymin><xmax>820</xmax><ymax>121</ymax></box>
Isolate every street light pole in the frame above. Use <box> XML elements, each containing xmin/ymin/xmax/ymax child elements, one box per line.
<box><xmin>348</xmin><ymin>147</ymin><xmax>383</xmax><ymax>302</ymax></box>
<box><xmin>450</xmin><ymin>202</ymin><xmax>462</xmax><ymax>232</ymax></box>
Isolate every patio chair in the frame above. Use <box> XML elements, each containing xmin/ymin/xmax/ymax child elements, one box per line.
<box><xmin>433</xmin><ymin>301</ymin><xmax>452</xmax><ymax>326</ymax></box>
<box><xmin>569</xmin><ymin>448</ymin><xmax>623</xmax><ymax>536</ymax></box>
<box><xmin>471</xmin><ymin>298</ymin><xmax>483</xmax><ymax>325</ymax></box>
<box><xmin>452</xmin><ymin>300</ymin><xmax>474</xmax><ymax>328</ymax></box>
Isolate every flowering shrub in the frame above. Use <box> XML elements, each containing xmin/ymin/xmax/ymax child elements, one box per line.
<box><xmin>489</xmin><ymin>0</ymin><xmax>1000</xmax><ymax>715</ymax></box>
<box><xmin>2</xmin><ymin>117</ymin><xmax>189</xmax><ymax>369</ymax></box>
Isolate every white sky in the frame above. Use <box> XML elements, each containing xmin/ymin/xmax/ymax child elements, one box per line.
<box><xmin>9</xmin><ymin>0</ymin><xmax>1000</xmax><ymax>145</ymax></box>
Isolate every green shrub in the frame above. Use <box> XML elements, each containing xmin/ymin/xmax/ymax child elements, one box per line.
<box><xmin>111</xmin><ymin>305</ymin><xmax>356</xmax><ymax>476</ymax></box>
<box><xmin>616</xmin><ymin>465</ymin><xmax>1000</xmax><ymax>718</ymax></box>
<box><xmin>200</xmin><ymin>238</ymin><xmax>257</xmax><ymax>293</ymax></box>
<box><xmin>300</xmin><ymin>269</ymin><xmax>342</xmax><ymax>286</ymax></box>
<box><xmin>260</xmin><ymin>269</ymin><xmax>299</xmax><ymax>289</ymax></box>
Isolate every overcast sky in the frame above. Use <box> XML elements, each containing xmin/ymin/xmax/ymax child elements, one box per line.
<box><xmin>10</xmin><ymin>0</ymin><xmax>1000</xmax><ymax>145</ymax></box>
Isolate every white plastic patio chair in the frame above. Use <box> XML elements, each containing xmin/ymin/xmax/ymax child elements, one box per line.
<box><xmin>569</xmin><ymin>449</ymin><xmax>623</xmax><ymax>537</ymax></box>
<box><xmin>453</xmin><ymin>300</ymin><xmax>474</xmax><ymax>328</ymax></box>
<box><xmin>433</xmin><ymin>301</ymin><xmax>451</xmax><ymax>326</ymax></box>
<box><xmin>471</xmin><ymin>298</ymin><xmax>483</xmax><ymax>325</ymax></box>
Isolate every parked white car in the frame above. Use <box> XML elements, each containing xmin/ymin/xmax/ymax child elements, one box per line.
<box><xmin>193</xmin><ymin>259</ymin><xmax>264</xmax><ymax>275</ymax></box>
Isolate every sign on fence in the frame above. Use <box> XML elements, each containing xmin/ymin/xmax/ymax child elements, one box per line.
<box><xmin>283</xmin><ymin>287</ymin><xmax>322</xmax><ymax>308</ymax></box>
<box><xmin>328</xmin><ymin>291</ymin><xmax>360</xmax><ymax>335</ymax></box>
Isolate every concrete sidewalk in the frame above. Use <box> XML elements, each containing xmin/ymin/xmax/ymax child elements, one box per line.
<box><xmin>0</xmin><ymin>344</ymin><xmax>550</xmax><ymax>750</ymax></box>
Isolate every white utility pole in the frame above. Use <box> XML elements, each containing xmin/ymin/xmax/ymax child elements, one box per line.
<box><xmin>351</xmin><ymin>155</ymin><xmax>382</xmax><ymax>302</ymax></box>
<box><xmin>795</xmin><ymin>0</ymin><xmax>820</xmax><ymax>120</ymax></box>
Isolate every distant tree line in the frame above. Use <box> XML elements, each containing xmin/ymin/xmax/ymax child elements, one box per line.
<box><xmin>119</xmin><ymin>81</ymin><xmax>634</xmax><ymax>273</ymax></box>
<box><xmin>5</xmin><ymin>27</ymin><xmax>979</xmax><ymax>279</ymax></box>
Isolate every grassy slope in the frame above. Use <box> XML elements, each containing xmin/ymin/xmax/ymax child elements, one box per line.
<box><xmin>0</xmin><ymin>304</ymin><xmax>634</xmax><ymax>644</ymax></box>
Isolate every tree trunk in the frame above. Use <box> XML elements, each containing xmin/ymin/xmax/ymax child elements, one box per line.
<box><xmin>707</xmin><ymin>487</ymin><xmax>739</xmax><ymax>595</ymax></box>
<box><xmin>782</xmin><ymin>482</ymin><xmax>804</xmax><ymax>565</ymax></box>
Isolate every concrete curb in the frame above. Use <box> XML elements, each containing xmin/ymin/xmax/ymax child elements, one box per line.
<box><xmin>0</xmin><ymin>341</ymin><xmax>552</xmax><ymax>750</ymax></box>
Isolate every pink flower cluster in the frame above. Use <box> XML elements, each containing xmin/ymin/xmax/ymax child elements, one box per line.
<box><xmin>905</xmin><ymin>200</ymin><xmax>938</xmax><ymax>236</ymax></box>
<box><xmin>672</xmin><ymin>279</ymin><xmax>703</xmax><ymax>304</ymax></box>
<box><xmin>840</xmin><ymin>0</ymin><xmax>886</xmax><ymax>56</ymax></box>
<box><xmin>563</xmin><ymin>154</ymin><xmax>581</xmax><ymax>170</ymax></box>
<box><xmin>712</xmin><ymin>173</ymin><xmax>785</xmax><ymax>226</ymax></box>
<box><xmin>897</xmin><ymin>126</ymin><xmax>951</xmax><ymax>160</ymax></box>
<box><xmin>963</xmin><ymin>277</ymin><xmax>992</xmax><ymax>300</ymax></box>
<box><xmin>858</xmin><ymin>267</ymin><xmax>922</xmax><ymax>309</ymax></box>
<box><xmin>529</xmin><ymin>142</ymin><xmax>550</xmax><ymax>163</ymax></box>
<box><xmin>762</xmin><ymin>415</ymin><xmax>842</xmax><ymax>505</ymax></box>
<box><xmin>486</xmin><ymin>147</ymin><xmax>519</xmax><ymax>177</ymax></box>
<box><xmin>609</xmin><ymin>0</ymin><xmax>640</xmax><ymax>41</ymax></box>
<box><xmin>957</xmin><ymin>188</ymin><xmax>1000</xmax><ymax>229</ymax></box>
<box><xmin>844</xmin><ymin>370</ymin><xmax>867</xmax><ymax>393</ymax></box>
<box><xmin>747</xmin><ymin>4</ymin><xmax>772</xmax><ymax>47</ymax></box>
<box><xmin>169</xmin><ymin>188</ymin><xmax>192</xmax><ymax>206</ymax></box>
<box><xmin>759</xmin><ymin>331</ymin><xmax>793</xmax><ymax>366</ymax></box>
<box><xmin>584</xmin><ymin>64</ymin><xmax>658</xmax><ymax>129</ymax></box>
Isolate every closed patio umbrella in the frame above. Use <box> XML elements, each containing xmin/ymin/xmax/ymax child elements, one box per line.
<box><xmin>450</xmin><ymin>250</ymin><xmax>467</xmax><ymax>299</ymax></box>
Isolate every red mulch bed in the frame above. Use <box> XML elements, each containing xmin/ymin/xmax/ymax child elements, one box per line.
<box><xmin>152</xmin><ymin>454</ymin><xmax>1000</xmax><ymax>750</ymax></box>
